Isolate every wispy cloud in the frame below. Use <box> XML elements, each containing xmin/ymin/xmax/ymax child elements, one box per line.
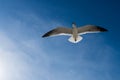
<box><xmin>0</xmin><ymin>13</ymin><xmax>51</xmax><ymax>80</ymax></box>
<box><xmin>0</xmin><ymin>11</ymin><xmax>118</xmax><ymax>80</ymax></box>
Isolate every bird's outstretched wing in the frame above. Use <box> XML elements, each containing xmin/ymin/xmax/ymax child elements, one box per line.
<box><xmin>42</xmin><ymin>27</ymin><xmax>72</xmax><ymax>37</ymax></box>
<box><xmin>78</xmin><ymin>25</ymin><xmax>108</xmax><ymax>35</ymax></box>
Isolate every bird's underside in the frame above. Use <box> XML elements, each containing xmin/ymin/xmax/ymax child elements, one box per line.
<box><xmin>42</xmin><ymin>23</ymin><xmax>108</xmax><ymax>43</ymax></box>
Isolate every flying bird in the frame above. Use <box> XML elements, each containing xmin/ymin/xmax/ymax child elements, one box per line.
<box><xmin>42</xmin><ymin>23</ymin><xmax>108</xmax><ymax>43</ymax></box>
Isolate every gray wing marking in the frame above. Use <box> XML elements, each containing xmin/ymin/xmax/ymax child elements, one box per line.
<box><xmin>42</xmin><ymin>27</ymin><xmax>72</xmax><ymax>37</ymax></box>
<box><xmin>78</xmin><ymin>25</ymin><xmax>108</xmax><ymax>35</ymax></box>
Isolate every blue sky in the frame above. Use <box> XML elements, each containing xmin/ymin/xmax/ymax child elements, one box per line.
<box><xmin>0</xmin><ymin>0</ymin><xmax>120</xmax><ymax>80</ymax></box>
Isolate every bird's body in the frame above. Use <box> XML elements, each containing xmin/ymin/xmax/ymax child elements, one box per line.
<box><xmin>42</xmin><ymin>23</ymin><xmax>107</xmax><ymax>43</ymax></box>
<box><xmin>72</xmin><ymin>23</ymin><xmax>78</xmax><ymax>41</ymax></box>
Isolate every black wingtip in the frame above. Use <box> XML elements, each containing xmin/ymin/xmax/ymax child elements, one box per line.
<box><xmin>42</xmin><ymin>32</ymin><xmax>48</xmax><ymax>38</ymax></box>
<box><xmin>42</xmin><ymin>35</ymin><xmax>45</xmax><ymax>38</ymax></box>
<box><xmin>101</xmin><ymin>27</ymin><xmax>108</xmax><ymax>32</ymax></box>
<box><xmin>97</xmin><ymin>26</ymin><xmax>108</xmax><ymax>32</ymax></box>
<box><xmin>42</xmin><ymin>33</ymin><xmax>49</xmax><ymax>38</ymax></box>
<box><xmin>42</xmin><ymin>30</ymin><xmax>54</xmax><ymax>38</ymax></box>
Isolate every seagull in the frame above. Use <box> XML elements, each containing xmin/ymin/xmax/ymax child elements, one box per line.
<box><xmin>42</xmin><ymin>23</ymin><xmax>108</xmax><ymax>43</ymax></box>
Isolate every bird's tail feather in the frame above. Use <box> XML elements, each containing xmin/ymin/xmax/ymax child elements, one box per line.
<box><xmin>68</xmin><ymin>36</ymin><xmax>83</xmax><ymax>43</ymax></box>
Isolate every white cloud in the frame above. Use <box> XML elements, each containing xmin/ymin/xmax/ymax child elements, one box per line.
<box><xmin>0</xmin><ymin>11</ymin><xmax>118</xmax><ymax>80</ymax></box>
<box><xmin>0</xmin><ymin>30</ymin><xmax>50</xmax><ymax>80</ymax></box>
<box><xmin>0</xmin><ymin>11</ymin><xmax>57</xmax><ymax>80</ymax></box>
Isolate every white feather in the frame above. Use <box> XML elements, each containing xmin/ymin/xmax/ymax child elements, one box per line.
<box><xmin>48</xmin><ymin>33</ymin><xmax>72</xmax><ymax>37</ymax></box>
<box><xmin>79</xmin><ymin>31</ymin><xmax>100</xmax><ymax>35</ymax></box>
<box><xmin>68</xmin><ymin>36</ymin><xmax>83</xmax><ymax>43</ymax></box>
<box><xmin>57</xmin><ymin>33</ymin><xmax>72</xmax><ymax>36</ymax></box>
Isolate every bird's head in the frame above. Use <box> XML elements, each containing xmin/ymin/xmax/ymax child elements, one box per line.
<box><xmin>72</xmin><ymin>22</ymin><xmax>77</xmax><ymax>28</ymax></box>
